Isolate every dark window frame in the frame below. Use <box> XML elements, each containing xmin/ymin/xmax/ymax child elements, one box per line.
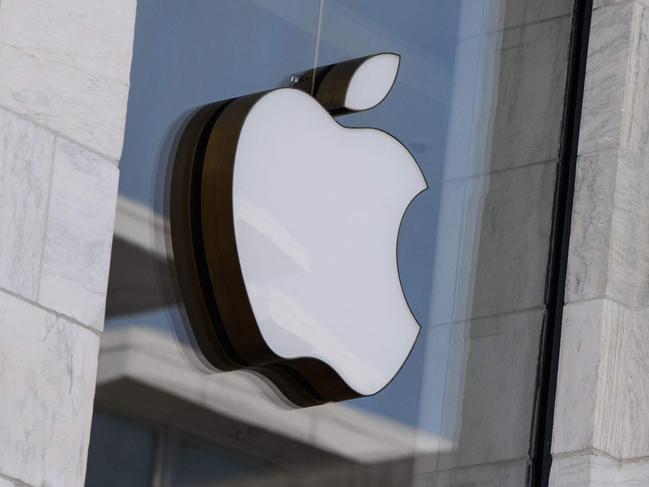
<box><xmin>530</xmin><ymin>0</ymin><xmax>593</xmax><ymax>485</ymax></box>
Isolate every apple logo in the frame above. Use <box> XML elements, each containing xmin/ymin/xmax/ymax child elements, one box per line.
<box><xmin>170</xmin><ymin>53</ymin><xmax>426</xmax><ymax>407</ymax></box>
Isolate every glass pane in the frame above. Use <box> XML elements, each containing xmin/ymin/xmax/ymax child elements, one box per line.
<box><xmin>164</xmin><ymin>434</ymin><xmax>267</xmax><ymax>486</ymax></box>
<box><xmin>86</xmin><ymin>411</ymin><xmax>156</xmax><ymax>487</ymax></box>
<box><xmin>118</xmin><ymin>0</ymin><xmax>321</xmax><ymax>211</ymax></box>
<box><xmin>90</xmin><ymin>0</ymin><xmax>577</xmax><ymax>485</ymax></box>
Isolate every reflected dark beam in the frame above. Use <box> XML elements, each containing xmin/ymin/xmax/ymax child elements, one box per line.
<box><xmin>106</xmin><ymin>196</ymin><xmax>177</xmax><ymax>317</ymax></box>
<box><xmin>106</xmin><ymin>236</ymin><xmax>176</xmax><ymax>317</ymax></box>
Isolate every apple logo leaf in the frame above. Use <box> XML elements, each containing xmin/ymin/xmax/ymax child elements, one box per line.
<box><xmin>343</xmin><ymin>53</ymin><xmax>400</xmax><ymax>111</ymax></box>
<box><xmin>170</xmin><ymin>53</ymin><xmax>425</xmax><ymax>407</ymax></box>
<box><xmin>291</xmin><ymin>52</ymin><xmax>401</xmax><ymax>115</ymax></box>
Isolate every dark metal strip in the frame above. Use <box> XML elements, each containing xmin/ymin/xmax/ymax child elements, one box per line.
<box><xmin>530</xmin><ymin>0</ymin><xmax>593</xmax><ymax>485</ymax></box>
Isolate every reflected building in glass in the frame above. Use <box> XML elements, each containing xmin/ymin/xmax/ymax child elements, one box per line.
<box><xmin>89</xmin><ymin>0</ymin><xmax>575</xmax><ymax>485</ymax></box>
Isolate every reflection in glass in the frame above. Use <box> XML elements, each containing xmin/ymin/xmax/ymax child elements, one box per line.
<box><xmin>89</xmin><ymin>0</ymin><xmax>577</xmax><ymax>485</ymax></box>
<box><xmin>165</xmin><ymin>434</ymin><xmax>268</xmax><ymax>486</ymax></box>
<box><xmin>86</xmin><ymin>411</ymin><xmax>156</xmax><ymax>487</ymax></box>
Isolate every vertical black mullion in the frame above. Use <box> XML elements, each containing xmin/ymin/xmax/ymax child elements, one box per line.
<box><xmin>530</xmin><ymin>0</ymin><xmax>593</xmax><ymax>485</ymax></box>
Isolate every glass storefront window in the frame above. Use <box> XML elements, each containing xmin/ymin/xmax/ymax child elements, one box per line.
<box><xmin>91</xmin><ymin>0</ymin><xmax>577</xmax><ymax>485</ymax></box>
<box><xmin>86</xmin><ymin>410</ymin><xmax>269</xmax><ymax>487</ymax></box>
<box><xmin>86</xmin><ymin>411</ymin><xmax>156</xmax><ymax>487</ymax></box>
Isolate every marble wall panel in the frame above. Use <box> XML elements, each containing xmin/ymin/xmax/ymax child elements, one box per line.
<box><xmin>593</xmin><ymin>0</ymin><xmax>649</xmax><ymax>12</ymax></box>
<box><xmin>0</xmin><ymin>1</ymin><xmax>134</xmax><ymax>486</ymax></box>
<box><xmin>553</xmin><ymin>299</ymin><xmax>649</xmax><ymax>461</ymax></box>
<box><xmin>552</xmin><ymin>1</ymin><xmax>649</xmax><ymax>485</ymax></box>
<box><xmin>564</xmin><ymin>150</ymin><xmax>617</xmax><ymax>304</ymax></box>
<box><xmin>606</xmin><ymin>150</ymin><xmax>649</xmax><ymax>308</ymax></box>
<box><xmin>578</xmin><ymin>2</ymin><xmax>633</xmax><ymax>156</ymax></box>
<box><xmin>551</xmin><ymin>452</ymin><xmax>649</xmax><ymax>487</ymax></box>
<box><xmin>594</xmin><ymin>302</ymin><xmax>649</xmax><ymax>460</ymax></box>
<box><xmin>0</xmin><ymin>0</ymin><xmax>137</xmax><ymax>161</ymax></box>
<box><xmin>0</xmin><ymin>290</ymin><xmax>99</xmax><ymax>487</ymax></box>
<box><xmin>38</xmin><ymin>139</ymin><xmax>119</xmax><ymax>331</ymax></box>
<box><xmin>0</xmin><ymin>108</ymin><xmax>54</xmax><ymax>299</ymax></box>
<box><xmin>580</xmin><ymin>0</ymin><xmax>649</xmax><ymax>167</ymax></box>
<box><xmin>552</xmin><ymin>300</ymin><xmax>607</xmax><ymax>454</ymax></box>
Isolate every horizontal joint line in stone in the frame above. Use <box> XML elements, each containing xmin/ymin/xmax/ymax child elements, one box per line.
<box><xmin>0</xmin><ymin>104</ymin><xmax>120</xmax><ymax>166</ymax></box>
<box><xmin>592</xmin><ymin>0</ymin><xmax>649</xmax><ymax>13</ymax></box>
<box><xmin>0</xmin><ymin>471</ymin><xmax>34</xmax><ymax>487</ymax></box>
<box><xmin>0</xmin><ymin>286</ymin><xmax>102</xmax><ymax>338</ymax></box>
<box><xmin>565</xmin><ymin>295</ymin><xmax>649</xmax><ymax>313</ymax></box>
<box><xmin>577</xmin><ymin>146</ymin><xmax>648</xmax><ymax>164</ymax></box>
<box><xmin>553</xmin><ymin>447</ymin><xmax>649</xmax><ymax>465</ymax></box>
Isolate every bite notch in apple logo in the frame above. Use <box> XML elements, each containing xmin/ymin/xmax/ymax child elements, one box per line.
<box><xmin>170</xmin><ymin>53</ymin><xmax>427</xmax><ymax>407</ymax></box>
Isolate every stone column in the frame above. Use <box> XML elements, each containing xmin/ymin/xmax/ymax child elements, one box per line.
<box><xmin>0</xmin><ymin>1</ymin><xmax>136</xmax><ymax>486</ymax></box>
<box><xmin>550</xmin><ymin>0</ymin><xmax>649</xmax><ymax>484</ymax></box>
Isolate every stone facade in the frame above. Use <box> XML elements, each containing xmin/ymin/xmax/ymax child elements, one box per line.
<box><xmin>0</xmin><ymin>1</ymin><xmax>136</xmax><ymax>485</ymax></box>
<box><xmin>550</xmin><ymin>0</ymin><xmax>649</xmax><ymax>485</ymax></box>
<box><xmin>1</xmin><ymin>0</ymin><xmax>648</xmax><ymax>486</ymax></box>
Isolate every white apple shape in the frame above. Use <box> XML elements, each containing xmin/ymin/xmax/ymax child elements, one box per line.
<box><xmin>170</xmin><ymin>52</ymin><xmax>426</xmax><ymax>402</ymax></box>
<box><xmin>231</xmin><ymin>84</ymin><xmax>426</xmax><ymax>396</ymax></box>
<box><xmin>344</xmin><ymin>52</ymin><xmax>401</xmax><ymax>110</ymax></box>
